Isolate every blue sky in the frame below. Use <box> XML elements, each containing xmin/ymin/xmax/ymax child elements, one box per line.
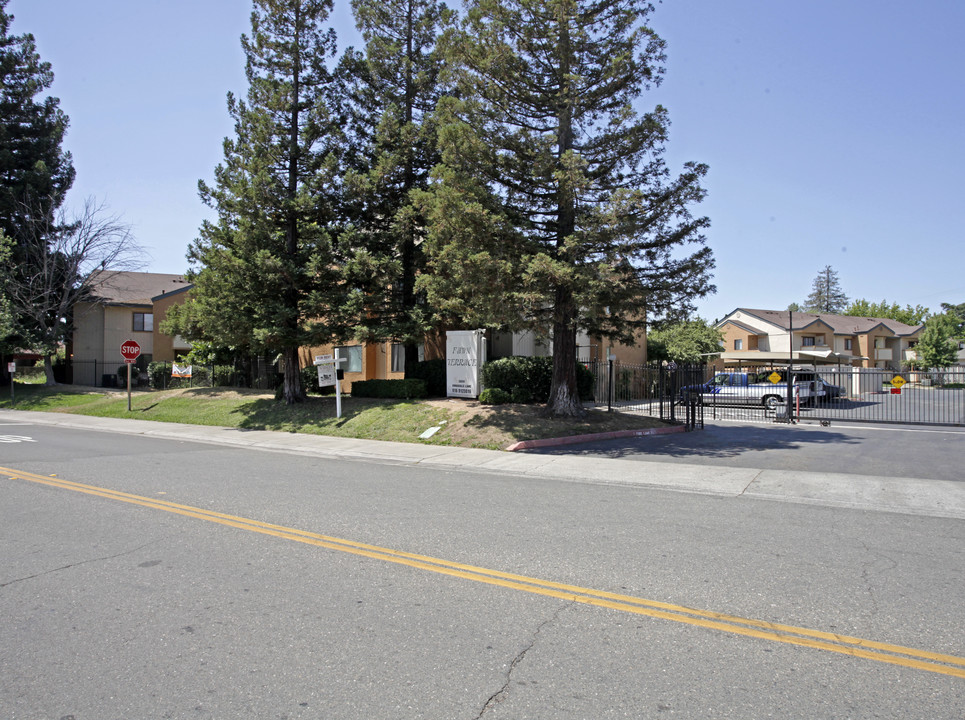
<box><xmin>10</xmin><ymin>0</ymin><xmax>965</xmax><ymax>324</ymax></box>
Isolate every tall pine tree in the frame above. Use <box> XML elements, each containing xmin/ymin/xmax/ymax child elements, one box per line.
<box><xmin>339</xmin><ymin>0</ymin><xmax>452</xmax><ymax>366</ymax></box>
<box><xmin>804</xmin><ymin>265</ymin><xmax>848</xmax><ymax>314</ymax></box>
<box><xmin>0</xmin><ymin>0</ymin><xmax>75</xmax><ymax>385</ymax></box>
<box><xmin>187</xmin><ymin>0</ymin><xmax>346</xmax><ymax>404</ymax></box>
<box><xmin>0</xmin><ymin>0</ymin><xmax>74</xmax><ymax>241</ymax></box>
<box><xmin>421</xmin><ymin>0</ymin><xmax>714</xmax><ymax>415</ymax></box>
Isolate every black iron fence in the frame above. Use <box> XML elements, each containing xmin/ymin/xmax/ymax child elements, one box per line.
<box><xmin>586</xmin><ymin>360</ymin><xmax>706</xmax><ymax>430</ymax></box>
<box><xmin>586</xmin><ymin>361</ymin><xmax>965</xmax><ymax>427</ymax></box>
<box><xmin>66</xmin><ymin>356</ymin><xmax>281</xmax><ymax>391</ymax></box>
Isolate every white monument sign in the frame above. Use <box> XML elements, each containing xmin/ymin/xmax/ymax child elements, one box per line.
<box><xmin>446</xmin><ymin>329</ymin><xmax>486</xmax><ymax>398</ymax></box>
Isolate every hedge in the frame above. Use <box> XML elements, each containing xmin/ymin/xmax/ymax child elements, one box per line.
<box><xmin>479</xmin><ymin>387</ymin><xmax>511</xmax><ymax>405</ymax></box>
<box><xmin>405</xmin><ymin>358</ymin><xmax>446</xmax><ymax>397</ymax></box>
<box><xmin>480</xmin><ymin>356</ymin><xmax>593</xmax><ymax>402</ymax></box>
<box><xmin>350</xmin><ymin>378</ymin><xmax>428</xmax><ymax>399</ymax></box>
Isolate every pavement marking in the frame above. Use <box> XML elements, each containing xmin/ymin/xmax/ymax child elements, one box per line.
<box><xmin>0</xmin><ymin>435</ymin><xmax>36</xmax><ymax>443</ymax></box>
<box><xmin>3</xmin><ymin>464</ymin><xmax>964</xmax><ymax>680</ymax></box>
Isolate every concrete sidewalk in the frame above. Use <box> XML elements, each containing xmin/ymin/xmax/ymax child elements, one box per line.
<box><xmin>3</xmin><ymin>409</ymin><xmax>964</xmax><ymax>521</ymax></box>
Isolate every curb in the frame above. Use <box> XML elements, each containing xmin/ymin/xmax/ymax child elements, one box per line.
<box><xmin>506</xmin><ymin>424</ymin><xmax>687</xmax><ymax>452</ymax></box>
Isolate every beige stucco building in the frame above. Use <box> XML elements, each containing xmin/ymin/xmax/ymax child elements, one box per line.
<box><xmin>715</xmin><ymin>308</ymin><xmax>924</xmax><ymax>370</ymax></box>
<box><xmin>70</xmin><ymin>271</ymin><xmax>191</xmax><ymax>386</ymax></box>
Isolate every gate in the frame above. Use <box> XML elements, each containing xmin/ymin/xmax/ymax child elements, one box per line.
<box><xmin>805</xmin><ymin>366</ymin><xmax>965</xmax><ymax>427</ymax></box>
<box><xmin>588</xmin><ymin>362</ymin><xmax>965</xmax><ymax>428</ymax></box>
<box><xmin>587</xmin><ymin>361</ymin><xmax>706</xmax><ymax>430</ymax></box>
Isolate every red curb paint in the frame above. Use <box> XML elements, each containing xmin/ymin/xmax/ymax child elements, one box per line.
<box><xmin>506</xmin><ymin>424</ymin><xmax>687</xmax><ymax>451</ymax></box>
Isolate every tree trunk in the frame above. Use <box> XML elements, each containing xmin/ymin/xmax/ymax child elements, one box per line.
<box><xmin>44</xmin><ymin>354</ymin><xmax>57</xmax><ymax>386</ymax></box>
<box><xmin>545</xmin><ymin>289</ymin><xmax>584</xmax><ymax>417</ymax></box>
<box><xmin>543</xmin><ymin>12</ymin><xmax>582</xmax><ymax>419</ymax></box>
<box><xmin>282</xmin><ymin>345</ymin><xmax>305</xmax><ymax>405</ymax></box>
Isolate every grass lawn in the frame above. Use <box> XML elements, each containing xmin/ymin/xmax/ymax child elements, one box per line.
<box><xmin>0</xmin><ymin>384</ymin><xmax>673</xmax><ymax>450</ymax></box>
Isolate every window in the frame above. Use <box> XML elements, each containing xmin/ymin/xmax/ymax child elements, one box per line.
<box><xmin>391</xmin><ymin>344</ymin><xmax>405</xmax><ymax>373</ymax></box>
<box><xmin>133</xmin><ymin>313</ymin><xmax>153</xmax><ymax>332</ymax></box>
<box><xmin>733</xmin><ymin>339</ymin><xmax>743</xmax><ymax>350</ymax></box>
<box><xmin>334</xmin><ymin>345</ymin><xmax>363</xmax><ymax>373</ymax></box>
<box><xmin>844</xmin><ymin>339</ymin><xmax>853</xmax><ymax>351</ymax></box>
<box><xmin>391</xmin><ymin>343</ymin><xmax>424</xmax><ymax>372</ymax></box>
<box><xmin>802</xmin><ymin>336</ymin><xmax>816</xmax><ymax>347</ymax></box>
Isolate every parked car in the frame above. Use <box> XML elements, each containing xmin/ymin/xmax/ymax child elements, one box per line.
<box><xmin>679</xmin><ymin>371</ymin><xmax>822</xmax><ymax>409</ymax></box>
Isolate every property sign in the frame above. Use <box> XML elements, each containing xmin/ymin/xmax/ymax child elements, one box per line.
<box><xmin>172</xmin><ymin>363</ymin><xmax>192</xmax><ymax>378</ymax></box>
<box><xmin>120</xmin><ymin>340</ymin><xmax>141</xmax><ymax>363</ymax></box>
<box><xmin>446</xmin><ymin>330</ymin><xmax>486</xmax><ymax>398</ymax></box>
<box><xmin>7</xmin><ymin>362</ymin><xmax>14</xmax><ymax>374</ymax></box>
<box><xmin>315</xmin><ymin>354</ymin><xmax>336</xmax><ymax>388</ymax></box>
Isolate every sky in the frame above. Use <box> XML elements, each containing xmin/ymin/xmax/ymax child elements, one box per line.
<box><xmin>9</xmin><ymin>0</ymin><xmax>965</xmax><ymax>324</ymax></box>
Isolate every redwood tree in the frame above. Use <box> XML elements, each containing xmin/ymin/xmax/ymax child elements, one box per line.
<box><xmin>187</xmin><ymin>0</ymin><xmax>345</xmax><ymax>404</ymax></box>
<box><xmin>420</xmin><ymin>0</ymin><xmax>714</xmax><ymax>415</ymax></box>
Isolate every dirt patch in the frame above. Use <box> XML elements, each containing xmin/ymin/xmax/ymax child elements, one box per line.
<box><xmin>422</xmin><ymin>398</ymin><xmax>671</xmax><ymax>449</ymax></box>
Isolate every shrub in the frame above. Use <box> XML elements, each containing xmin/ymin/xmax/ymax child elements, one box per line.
<box><xmin>405</xmin><ymin>358</ymin><xmax>446</xmax><ymax>397</ymax></box>
<box><xmin>300</xmin><ymin>364</ymin><xmax>336</xmax><ymax>395</ymax></box>
<box><xmin>479</xmin><ymin>387</ymin><xmax>511</xmax><ymax>404</ymax></box>
<box><xmin>116</xmin><ymin>364</ymin><xmax>140</xmax><ymax>384</ymax></box>
<box><xmin>510</xmin><ymin>386</ymin><xmax>534</xmax><ymax>404</ymax></box>
<box><xmin>481</xmin><ymin>356</ymin><xmax>594</xmax><ymax>402</ymax></box>
<box><xmin>147</xmin><ymin>361</ymin><xmax>169</xmax><ymax>389</ymax></box>
<box><xmin>350</xmin><ymin>378</ymin><xmax>427</xmax><ymax>399</ymax></box>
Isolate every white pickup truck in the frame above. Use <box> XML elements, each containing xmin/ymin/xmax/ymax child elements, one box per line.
<box><xmin>680</xmin><ymin>371</ymin><xmax>830</xmax><ymax>409</ymax></box>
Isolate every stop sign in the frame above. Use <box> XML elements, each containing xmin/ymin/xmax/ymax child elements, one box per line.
<box><xmin>120</xmin><ymin>339</ymin><xmax>141</xmax><ymax>362</ymax></box>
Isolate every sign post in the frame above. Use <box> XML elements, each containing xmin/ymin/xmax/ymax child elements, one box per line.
<box><xmin>314</xmin><ymin>351</ymin><xmax>348</xmax><ymax>418</ymax></box>
<box><xmin>890</xmin><ymin>374</ymin><xmax>906</xmax><ymax>395</ymax></box>
<box><xmin>7</xmin><ymin>361</ymin><xmax>15</xmax><ymax>404</ymax></box>
<box><xmin>120</xmin><ymin>340</ymin><xmax>141</xmax><ymax>411</ymax></box>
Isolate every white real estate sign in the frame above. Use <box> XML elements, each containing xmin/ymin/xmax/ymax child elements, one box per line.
<box><xmin>315</xmin><ymin>354</ymin><xmax>337</xmax><ymax>388</ymax></box>
<box><xmin>446</xmin><ymin>330</ymin><xmax>486</xmax><ymax>398</ymax></box>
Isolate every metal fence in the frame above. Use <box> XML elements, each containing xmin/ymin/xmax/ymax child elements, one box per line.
<box><xmin>586</xmin><ymin>362</ymin><xmax>965</xmax><ymax>428</ymax></box>
<box><xmin>66</xmin><ymin>356</ymin><xmax>281</xmax><ymax>391</ymax></box>
<box><xmin>586</xmin><ymin>360</ymin><xmax>706</xmax><ymax>430</ymax></box>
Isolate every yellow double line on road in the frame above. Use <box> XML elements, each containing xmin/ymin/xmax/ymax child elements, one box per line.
<box><xmin>3</xmin><ymin>465</ymin><xmax>964</xmax><ymax>679</ymax></box>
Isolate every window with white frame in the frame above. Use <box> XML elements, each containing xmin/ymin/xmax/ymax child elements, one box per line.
<box><xmin>802</xmin><ymin>336</ymin><xmax>815</xmax><ymax>347</ymax></box>
<box><xmin>844</xmin><ymin>338</ymin><xmax>853</xmax><ymax>351</ymax></box>
<box><xmin>734</xmin><ymin>339</ymin><xmax>743</xmax><ymax>350</ymax></box>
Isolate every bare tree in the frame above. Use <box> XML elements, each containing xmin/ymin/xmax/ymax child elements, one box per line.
<box><xmin>5</xmin><ymin>196</ymin><xmax>145</xmax><ymax>384</ymax></box>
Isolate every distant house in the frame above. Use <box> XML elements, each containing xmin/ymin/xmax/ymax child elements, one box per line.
<box><xmin>715</xmin><ymin>308</ymin><xmax>924</xmax><ymax>370</ymax></box>
<box><xmin>70</xmin><ymin>271</ymin><xmax>192</xmax><ymax>386</ymax></box>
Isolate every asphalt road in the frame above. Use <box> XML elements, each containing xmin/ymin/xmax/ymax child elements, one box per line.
<box><xmin>1</xmin><ymin>421</ymin><xmax>964</xmax><ymax>719</ymax></box>
<box><xmin>532</xmin><ymin>419</ymin><xmax>965</xmax><ymax>483</ymax></box>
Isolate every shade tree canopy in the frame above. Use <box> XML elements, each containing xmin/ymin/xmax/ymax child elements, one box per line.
<box><xmin>844</xmin><ymin>299</ymin><xmax>928</xmax><ymax>326</ymax></box>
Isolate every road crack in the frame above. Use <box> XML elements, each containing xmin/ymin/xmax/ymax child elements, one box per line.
<box><xmin>475</xmin><ymin>603</ymin><xmax>567</xmax><ymax>719</ymax></box>
<box><xmin>0</xmin><ymin>541</ymin><xmax>158</xmax><ymax>588</ymax></box>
